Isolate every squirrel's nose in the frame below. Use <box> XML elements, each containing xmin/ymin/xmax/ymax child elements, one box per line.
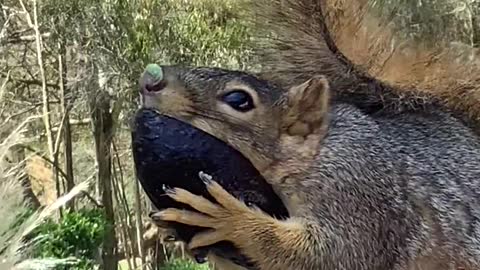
<box><xmin>140</xmin><ymin>64</ymin><xmax>166</xmax><ymax>94</ymax></box>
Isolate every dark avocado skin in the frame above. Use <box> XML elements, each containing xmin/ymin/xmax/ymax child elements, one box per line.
<box><xmin>131</xmin><ymin>108</ymin><xmax>289</xmax><ymax>269</ymax></box>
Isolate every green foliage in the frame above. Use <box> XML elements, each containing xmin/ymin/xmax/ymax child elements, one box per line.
<box><xmin>155</xmin><ymin>0</ymin><xmax>255</xmax><ymax>69</ymax></box>
<box><xmin>161</xmin><ymin>258</ymin><xmax>211</xmax><ymax>270</ymax></box>
<box><xmin>37</xmin><ymin>0</ymin><xmax>255</xmax><ymax>123</ymax></box>
<box><xmin>30</xmin><ymin>208</ymin><xmax>106</xmax><ymax>270</ymax></box>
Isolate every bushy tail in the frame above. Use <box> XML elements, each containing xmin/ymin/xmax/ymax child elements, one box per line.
<box><xmin>251</xmin><ymin>0</ymin><xmax>480</xmax><ymax>126</ymax></box>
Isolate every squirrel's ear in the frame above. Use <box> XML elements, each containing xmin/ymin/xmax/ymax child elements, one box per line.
<box><xmin>281</xmin><ymin>75</ymin><xmax>330</xmax><ymax>137</ymax></box>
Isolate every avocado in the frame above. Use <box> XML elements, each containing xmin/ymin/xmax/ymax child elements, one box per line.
<box><xmin>131</xmin><ymin>108</ymin><xmax>289</xmax><ymax>268</ymax></box>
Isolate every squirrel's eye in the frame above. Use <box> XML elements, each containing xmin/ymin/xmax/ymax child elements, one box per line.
<box><xmin>221</xmin><ymin>90</ymin><xmax>255</xmax><ymax>112</ymax></box>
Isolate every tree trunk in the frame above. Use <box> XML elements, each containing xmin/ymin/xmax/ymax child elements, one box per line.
<box><xmin>59</xmin><ymin>42</ymin><xmax>75</xmax><ymax>211</ymax></box>
<box><xmin>91</xmin><ymin>88</ymin><xmax>117</xmax><ymax>270</ymax></box>
<box><xmin>63</xmin><ymin>116</ymin><xmax>75</xmax><ymax>208</ymax></box>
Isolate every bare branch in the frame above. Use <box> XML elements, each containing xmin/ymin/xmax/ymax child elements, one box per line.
<box><xmin>18</xmin><ymin>0</ymin><xmax>34</xmax><ymax>28</ymax></box>
<box><xmin>80</xmin><ymin>191</ymin><xmax>103</xmax><ymax>208</ymax></box>
<box><xmin>13</xmin><ymin>78</ymin><xmax>60</xmax><ymax>90</ymax></box>
<box><xmin>20</xmin><ymin>0</ymin><xmax>55</xmax><ymax>160</ymax></box>
<box><xmin>0</xmin><ymin>70</ymin><xmax>10</xmax><ymax>104</ymax></box>
<box><xmin>6</xmin><ymin>32</ymin><xmax>51</xmax><ymax>44</ymax></box>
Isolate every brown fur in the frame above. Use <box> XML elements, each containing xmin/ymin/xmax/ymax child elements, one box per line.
<box><xmin>252</xmin><ymin>0</ymin><xmax>480</xmax><ymax>129</ymax></box>
<box><xmin>143</xmin><ymin>1</ymin><xmax>480</xmax><ymax>269</ymax></box>
<box><xmin>142</xmin><ymin>65</ymin><xmax>334</xmax><ymax>269</ymax></box>
<box><xmin>145</xmin><ymin>64</ymin><xmax>480</xmax><ymax>269</ymax></box>
<box><xmin>153</xmin><ymin>173</ymin><xmax>324</xmax><ymax>270</ymax></box>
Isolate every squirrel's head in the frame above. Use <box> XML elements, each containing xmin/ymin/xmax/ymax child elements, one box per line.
<box><xmin>139</xmin><ymin>64</ymin><xmax>330</xmax><ymax>179</ymax></box>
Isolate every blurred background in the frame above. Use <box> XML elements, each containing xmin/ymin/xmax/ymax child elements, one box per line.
<box><xmin>0</xmin><ymin>0</ymin><xmax>479</xmax><ymax>269</ymax></box>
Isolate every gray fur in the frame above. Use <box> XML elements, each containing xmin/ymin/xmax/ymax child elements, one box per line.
<box><xmin>144</xmin><ymin>0</ymin><xmax>480</xmax><ymax>267</ymax></box>
<box><xmin>148</xmin><ymin>64</ymin><xmax>480</xmax><ymax>269</ymax></box>
<box><xmin>282</xmin><ymin>103</ymin><xmax>480</xmax><ymax>269</ymax></box>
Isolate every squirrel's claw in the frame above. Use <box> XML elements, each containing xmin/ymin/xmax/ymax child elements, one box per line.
<box><xmin>163</xmin><ymin>186</ymin><xmax>224</xmax><ymax>216</ymax></box>
<box><xmin>198</xmin><ymin>171</ymin><xmax>251</xmax><ymax>212</ymax></box>
<box><xmin>149</xmin><ymin>210</ymin><xmax>174</xmax><ymax>229</ymax></box>
<box><xmin>156</xmin><ymin>173</ymin><xmax>266</xmax><ymax>248</ymax></box>
<box><xmin>157</xmin><ymin>208</ymin><xmax>217</xmax><ymax>228</ymax></box>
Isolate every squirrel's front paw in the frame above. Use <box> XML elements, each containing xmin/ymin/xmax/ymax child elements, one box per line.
<box><xmin>152</xmin><ymin>171</ymin><xmax>266</xmax><ymax>250</ymax></box>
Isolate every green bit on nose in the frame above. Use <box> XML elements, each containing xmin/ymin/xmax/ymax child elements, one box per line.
<box><xmin>145</xmin><ymin>63</ymin><xmax>163</xmax><ymax>81</ymax></box>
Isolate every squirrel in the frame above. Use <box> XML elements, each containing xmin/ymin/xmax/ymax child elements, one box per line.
<box><xmin>140</xmin><ymin>0</ymin><xmax>480</xmax><ymax>269</ymax></box>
